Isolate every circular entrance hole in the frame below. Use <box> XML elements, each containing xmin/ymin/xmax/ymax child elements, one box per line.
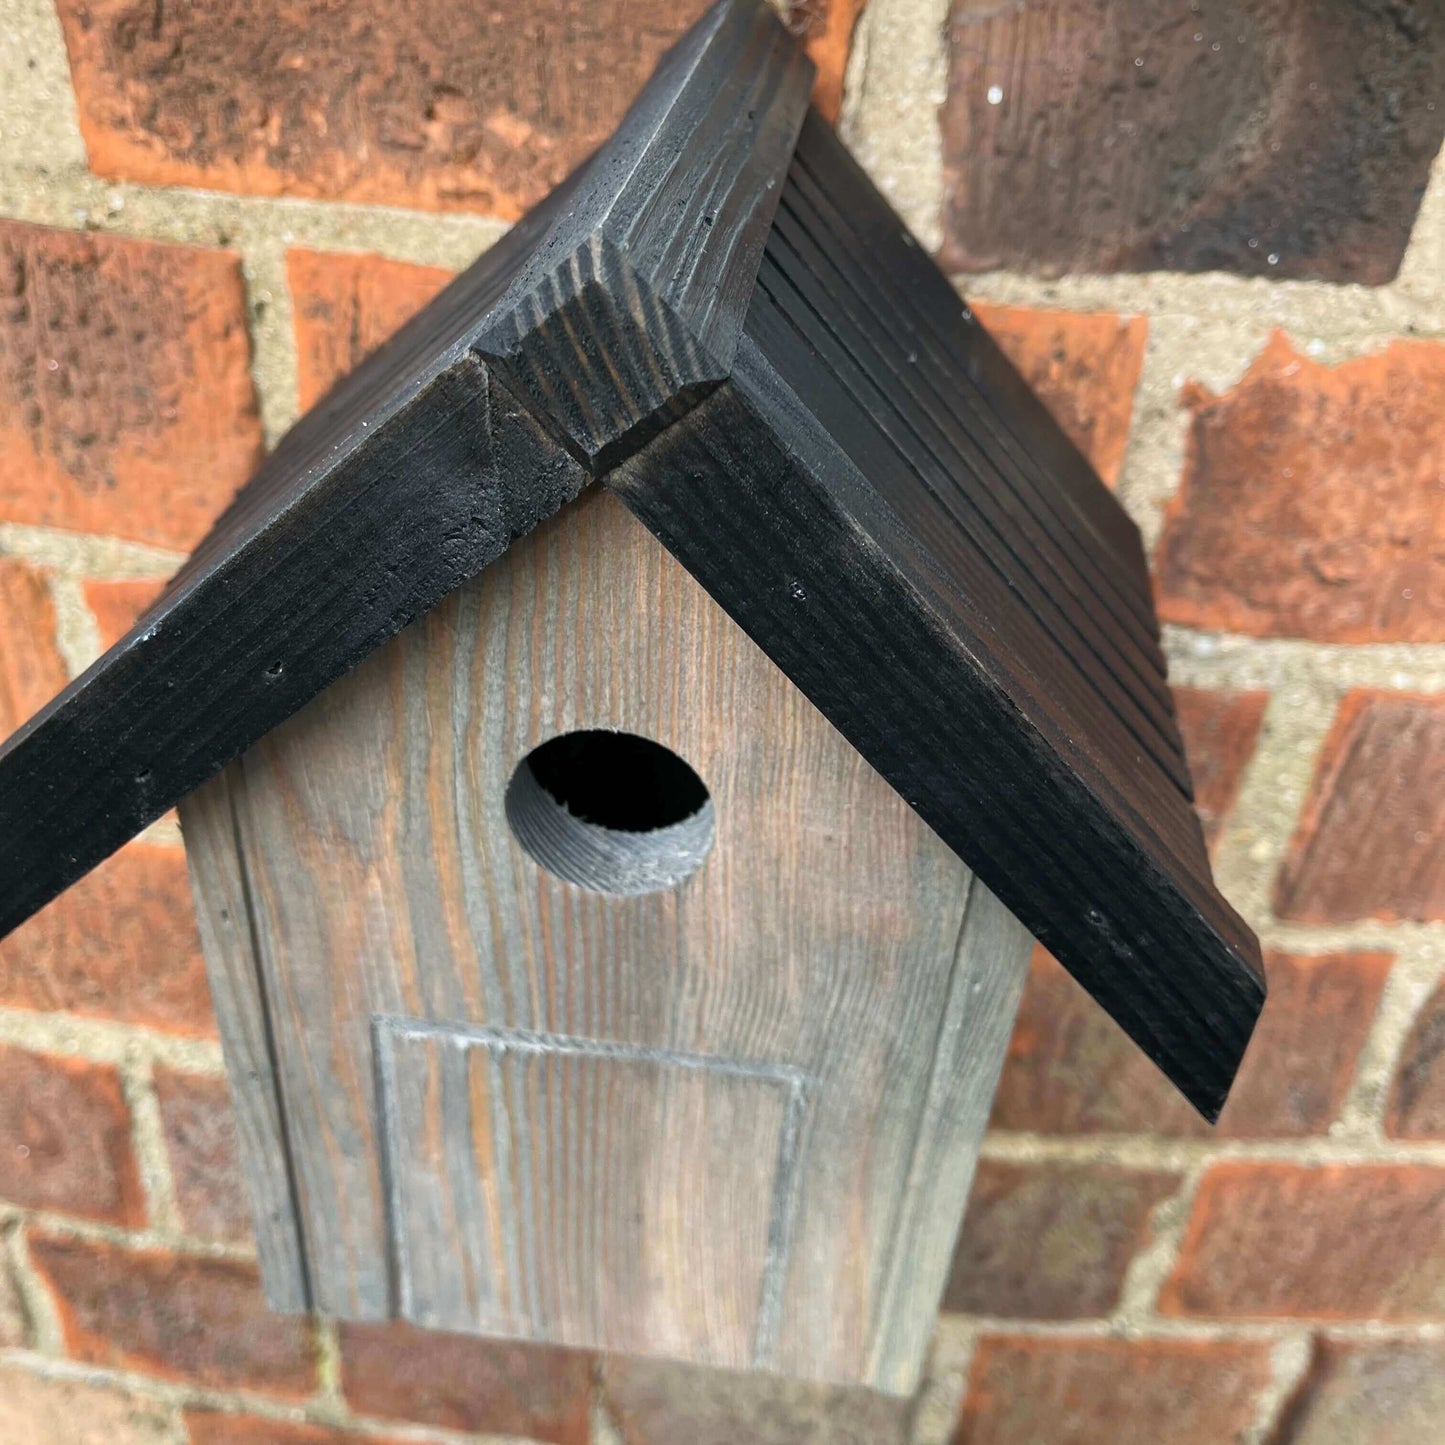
<box><xmin>505</xmin><ymin>730</ymin><xmax>714</xmax><ymax>895</ymax></box>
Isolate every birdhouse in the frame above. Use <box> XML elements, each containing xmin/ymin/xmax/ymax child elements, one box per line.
<box><xmin>0</xmin><ymin>0</ymin><xmax>1264</xmax><ymax>1398</ymax></box>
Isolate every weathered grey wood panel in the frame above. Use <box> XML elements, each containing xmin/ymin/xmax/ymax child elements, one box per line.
<box><xmin>866</xmin><ymin>877</ymin><xmax>1028</xmax><ymax>1385</ymax></box>
<box><xmin>186</xmin><ymin>487</ymin><xmax>1032</xmax><ymax>1392</ymax></box>
<box><xmin>376</xmin><ymin>1018</ymin><xmax>807</xmax><ymax>1369</ymax></box>
<box><xmin>178</xmin><ymin>772</ymin><xmax>310</xmax><ymax>1310</ymax></box>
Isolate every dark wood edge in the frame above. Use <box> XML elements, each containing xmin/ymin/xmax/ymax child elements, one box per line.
<box><xmin>609</xmin><ymin>361</ymin><xmax>1263</xmax><ymax>1121</ymax></box>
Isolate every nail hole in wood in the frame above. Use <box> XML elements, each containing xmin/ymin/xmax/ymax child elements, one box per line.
<box><xmin>505</xmin><ymin>730</ymin><xmax>714</xmax><ymax>896</ymax></box>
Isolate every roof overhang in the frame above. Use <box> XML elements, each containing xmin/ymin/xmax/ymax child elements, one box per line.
<box><xmin>0</xmin><ymin>0</ymin><xmax>1263</xmax><ymax>1119</ymax></box>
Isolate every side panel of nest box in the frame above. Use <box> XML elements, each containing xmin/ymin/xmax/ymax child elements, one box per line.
<box><xmin>178</xmin><ymin>486</ymin><xmax>1032</xmax><ymax>1394</ymax></box>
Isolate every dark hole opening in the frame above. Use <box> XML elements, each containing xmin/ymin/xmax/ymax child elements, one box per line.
<box><xmin>524</xmin><ymin>729</ymin><xmax>709</xmax><ymax>833</ymax></box>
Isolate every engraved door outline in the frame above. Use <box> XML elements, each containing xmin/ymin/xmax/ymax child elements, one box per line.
<box><xmin>373</xmin><ymin>1014</ymin><xmax>815</xmax><ymax>1367</ymax></box>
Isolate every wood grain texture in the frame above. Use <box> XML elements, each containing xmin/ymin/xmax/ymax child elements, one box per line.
<box><xmin>866</xmin><ymin>876</ymin><xmax>1029</xmax><ymax>1385</ymax></box>
<box><xmin>766</xmin><ymin>141</ymin><xmax>1192</xmax><ymax>803</ymax></box>
<box><xmin>0</xmin><ymin>0</ymin><xmax>801</xmax><ymax>942</ymax></box>
<box><xmin>608</xmin><ymin>114</ymin><xmax>1264</xmax><ymax>1122</ymax></box>
<box><xmin>375</xmin><ymin>1018</ymin><xmax>805</xmax><ymax>1369</ymax></box>
<box><xmin>189</xmin><ymin>487</ymin><xmax>1031</xmax><ymax>1392</ymax></box>
<box><xmin>474</xmin><ymin>0</ymin><xmax>813</xmax><ymax>472</ymax></box>
<box><xmin>177</xmin><ymin>773</ymin><xmax>309</xmax><ymax>1312</ymax></box>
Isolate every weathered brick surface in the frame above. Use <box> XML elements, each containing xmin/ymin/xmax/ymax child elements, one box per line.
<box><xmin>1275</xmin><ymin>691</ymin><xmax>1445</xmax><ymax>924</ymax></box>
<box><xmin>185</xmin><ymin>1413</ymin><xmax>409</xmax><ymax>1445</ymax></box>
<box><xmin>0</xmin><ymin>555</ymin><xmax>69</xmax><ymax>737</ymax></box>
<box><xmin>0</xmin><ymin>841</ymin><xmax>214</xmax><ymax>1033</ymax></box>
<box><xmin>992</xmin><ymin>947</ymin><xmax>1390</xmax><ymax>1138</ymax></box>
<box><xmin>602</xmin><ymin>1356</ymin><xmax>909</xmax><ymax>1445</ymax></box>
<box><xmin>939</xmin><ymin>1</ymin><xmax>1445</xmax><ymax>283</ymax></box>
<box><xmin>1172</xmin><ymin>686</ymin><xmax>1267</xmax><ymax>852</ymax></box>
<box><xmin>1214</xmin><ymin>949</ymin><xmax>1393</xmax><ymax>1137</ymax></box>
<box><xmin>782</xmin><ymin>0</ymin><xmax>864</xmax><ymax>123</ymax></box>
<box><xmin>0</xmin><ymin>1043</ymin><xmax>144</xmax><ymax>1225</ymax></box>
<box><xmin>1162</xmin><ymin>1163</ymin><xmax>1445</xmax><ymax>1320</ymax></box>
<box><xmin>1388</xmin><ymin>981</ymin><xmax>1445</xmax><ymax>1140</ymax></box>
<box><xmin>57</xmin><ymin>1</ymin><xmax>858</xmax><ymax>218</ymax></box>
<box><xmin>338</xmin><ymin>1317</ymin><xmax>592</xmax><ymax>1443</ymax></box>
<box><xmin>0</xmin><ymin>1361</ymin><xmax>176</xmax><ymax>1445</ymax></box>
<box><xmin>29</xmin><ymin>1233</ymin><xmax>318</xmax><ymax>1395</ymax></box>
<box><xmin>970</xmin><ymin>303</ymin><xmax>1146</xmax><ymax>486</ymax></box>
<box><xmin>0</xmin><ymin>220</ymin><xmax>261</xmax><ymax>549</ymax></box>
<box><xmin>1275</xmin><ymin>1339</ymin><xmax>1445</xmax><ymax>1445</ymax></box>
<box><xmin>942</xmin><ymin>1161</ymin><xmax>1177</xmax><ymax>1319</ymax></box>
<box><xmin>288</xmin><ymin>249</ymin><xmax>453</xmax><ymax>410</ymax></box>
<box><xmin>84</xmin><ymin>577</ymin><xmax>166</xmax><ymax>651</ymax></box>
<box><xmin>153</xmin><ymin>1067</ymin><xmax>251</xmax><ymax>1244</ymax></box>
<box><xmin>1157</xmin><ymin>334</ymin><xmax>1445</xmax><ymax>643</ymax></box>
<box><xmin>951</xmin><ymin>1336</ymin><xmax>1272</xmax><ymax>1445</ymax></box>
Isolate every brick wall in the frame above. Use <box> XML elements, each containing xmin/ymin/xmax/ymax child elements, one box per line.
<box><xmin>0</xmin><ymin>0</ymin><xmax>1442</xmax><ymax>1441</ymax></box>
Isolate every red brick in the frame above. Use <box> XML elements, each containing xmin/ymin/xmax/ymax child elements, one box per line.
<box><xmin>1276</xmin><ymin>691</ymin><xmax>1445</xmax><ymax>924</ymax></box>
<box><xmin>1162</xmin><ymin>1162</ymin><xmax>1445</xmax><ymax>1321</ymax></box>
<box><xmin>942</xmin><ymin>1161</ymin><xmax>1177</xmax><ymax>1320</ymax></box>
<box><xmin>57</xmin><ymin>1</ymin><xmax>859</xmax><ymax>217</ymax></box>
<box><xmin>1172</xmin><ymin>686</ymin><xmax>1267</xmax><ymax>852</ymax></box>
<box><xmin>1215</xmin><ymin>949</ymin><xmax>1392</xmax><ymax>1138</ymax></box>
<box><xmin>970</xmin><ymin>303</ymin><xmax>1146</xmax><ymax>487</ymax></box>
<box><xmin>0</xmin><ymin>1043</ymin><xmax>144</xmax><ymax>1225</ymax></box>
<box><xmin>1157</xmin><ymin>334</ymin><xmax>1445</xmax><ymax>643</ymax></box>
<box><xmin>1274</xmin><ymin>1339</ymin><xmax>1445</xmax><ymax>1445</ymax></box>
<box><xmin>84</xmin><ymin>577</ymin><xmax>167</xmax><ymax>651</ymax></box>
<box><xmin>952</xmin><ymin>1335</ymin><xmax>1272</xmax><ymax>1445</ymax></box>
<box><xmin>938</xmin><ymin>3</ymin><xmax>1445</xmax><ymax>284</ymax></box>
<box><xmin>602</xmin><ymin>1355</ymin><xmax>909</xmax><ymax>1445</ymax></box>
<box><xmin>1388</xmin><ymin>981</ymin><xmax>1445</xmax><ymax>1140</ymax></box>
<box><xmin>781</xmin><ymin>0</ymin><xmax>865</xmax><ymax>123</ymax></box>
<box><xmin>153</xmin><ymin>1067</ymin><xmax>250</xmax><ymax>1244</ymax></box>
<box><xmin>337</xmin><ymin>1317</ymin><xmax>591</xmax><ymax>1442</ymax></box>
<box><xmin>992</xmin><ymin>947</ymin><xmax>1390</xmax><ymax>1139</ymax></box>
<box><xmin>0</xmin><ymin>1361</ymin><xmax>175</xmax><ymax>1443</ymax></box>
<box><xmin>30</xmin><ymin>1232</ymin><xmax>317</xmax><ymax>1395</ymax></box>
<box><xmin>0</xmin><ymin>220</ymin><xmax>260</xmax><ymax>550</ymax></box>
<box><xmin>0</xmin><ymin>841</ymin><xmax>214</xmax><ymax>1034</ymax></box>
<box><xmin>0</xmin><ymin>555</ymin><xmax>68</xmax><ymax>737</ymax></box>
<box><xmin>186</xmin><ymin>1412</ymin><xmax>410</xmax><ymax>1445</ymax></box>
<box><xmin>288</xmin><ymin>250</ymin><xmax>453</xmax><ymax>411</ymax></box>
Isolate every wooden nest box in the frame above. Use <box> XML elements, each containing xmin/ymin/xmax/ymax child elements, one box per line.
<box><xmin>0</xmin><ymin>0</ymin><xmax>1264</xmax><ymax>1397</ymax></box>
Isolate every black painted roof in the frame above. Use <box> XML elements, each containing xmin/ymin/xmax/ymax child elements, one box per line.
<box><xmin>0</xmin><ymin>0</ymin><xmax>1263</xmax><ymax>1119</ymax></box>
